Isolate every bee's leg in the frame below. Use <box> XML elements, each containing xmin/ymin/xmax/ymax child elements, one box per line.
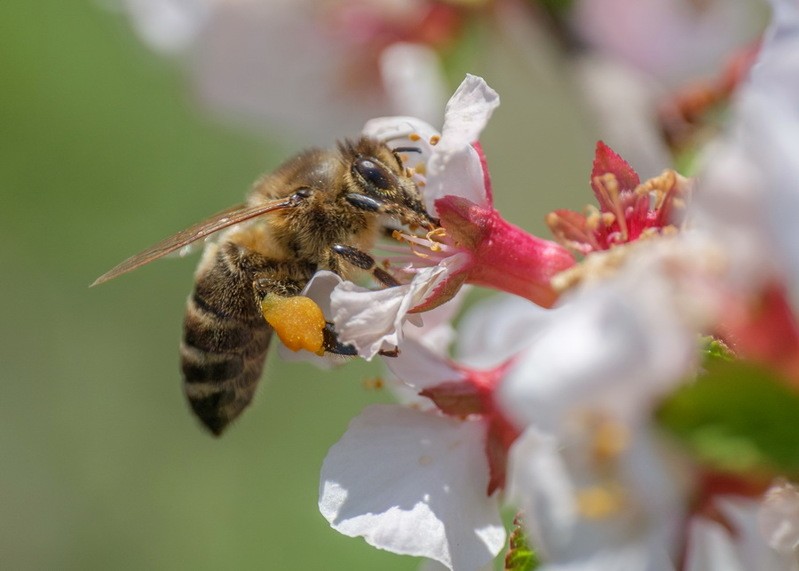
<box><xmin>252</xmin><ymin>269</ymin><xmax>329</xmax><ymax>355</ymax></box>
<box><xmin>252</xmin><ymin>269</ymin><xmax>391</xmax><ymax>357</ymax></box>
<box><xmin>331</xmin><ymin>243</ymin><xmax>400</xmax><ymax>287</ymax></box>
<box><xmin>322</xmin><ymin>322</ymin><xmax>399</xmax><ymax>358</ymax></box>
<box><xmin>321</xmin><ymin>322</ymin><xmax>358</xmax><ymax>356</ymax></box>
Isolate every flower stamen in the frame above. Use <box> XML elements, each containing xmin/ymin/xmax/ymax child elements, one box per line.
<box><xmin>576</xmin><ymin>484</ymin><xmax>626</xmax><ymax>520</ymax></box>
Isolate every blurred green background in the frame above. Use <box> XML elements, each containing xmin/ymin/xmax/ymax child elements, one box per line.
<box><xmin>0</xmin><ymin>1</ymin><xmax>590</xmax><ymax>569</ymax></box>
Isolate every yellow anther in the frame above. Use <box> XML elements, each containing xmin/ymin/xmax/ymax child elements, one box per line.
<box><xmin>409</xmin><ymin>133</ymin><xmax>421</xmax><ymax>141</ymax></box>
<box><xmin>261</xmin><ymin>294</ymin><xmax>326</xmax><ymax>355</ymax></box>
<box><xmin>585</xmin><ymin>205</ymin><xmax>602</xmax><ymax>231</ymax></box>
<box><xmin>593</xmin><ymin>173</ymin><xmax>628</xmax><ymax>239</ymax></box>
<box><xmin>600</xmin><ymin>212</ymin><xmax>616</xmax><ymax>227</ymax></box>
<box><xmin>635</xmin><ymin>169</ymin><xmax>677</xmax><ymax>203</ymax></box>
<box><xmin>576</xmin><ymin>485</ymin><xmax>625</xmax><ymax>519</ymax></box>
<box><xmin>429</xmin><ymin>134</ymin><xmax>441</xmax><ymax>146</ymax></box>
<box><xmin>592</xmin><ymin>420</ymin><xmax>630</xmax><ymax>463</ymax></box>
<box><xmin>414</xmin><ymin>163</ymin><xmax>427</xmax><ymax>175</ymax></box>
<box><xmin>363</xmin><ymin>377</ymin><xmax>385</xmax><ymax>390</ymax></box>
<box><xmin>427</xmin><ymin>227</ymin><xmax>448</xmax><ymax>242</ymax></box>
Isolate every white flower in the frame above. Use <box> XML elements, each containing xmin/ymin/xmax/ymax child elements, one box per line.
<box><xmin>119</xmin><ymin>0</ymin><xmax>210</xmax><ymax>53</ymax></box>
<box><xmin>572</xmin><ymin>0</ymin><xmax>761</xmax><ymax>85</ymax></box>
<box><xmin>330</xmin><ymin>262</ymin><xmax>452</xmax><ymax>360</ymax></box>
<box><xmin>759</xmin><ymin>480</ymin><xmax>799</xmax><ymax>556</ymax></box>
<box><xmin>333</xmin><ymin>75</ymin><xmax>575</xmax><ymax>358</ymax></box>
<box><xmin>692</xmin><ymin>0</ymin><xmax>799</xmax><ymax>302</ymax></box>
<box><xmin>507</xmin><ymin>426</ymin><xmax>683</xmax><ymax>571</ymax></box>
<box><xmin>685</xmin><ymin>496</ymin><xmax>799</xmax><ymax>571</ymax></box>
<box><xmin>330</xmin><ymin>75</ymin><xmax>500</xmax><ymax>358</ymax></box>
<box><xmin>363</xmin><ymin>72</ymin><xmax>500</xmax><ymax>214</ymax></box>
<box><xmin>118</xmin><ymin>0</ymin><xmax>448</xmax><ymax>142</ymax></box>
<box><xmin>494</xmin><ymin>237</ymin><xmax>713</xmax><ymax>569</ymax></box>
<box><xmin>318</xmin><ymin>404</ymin><xmax>505</xmax><ymax>571</ymax></box>
<box><xmin>498</xmin><ymin>238</ymin><xmax>701</xmax><ymax>431</ymax></box>
<box><xmin>318</xmin><ymin>291</ymin><xmax>555</xmax><ymax>570</ymax></box>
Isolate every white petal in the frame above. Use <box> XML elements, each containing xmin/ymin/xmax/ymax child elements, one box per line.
<box><xmin>498</xmin><ymin>266</ymin><xmax>695</xmax><ymax>430</ymax></box>
<box><xmin>425</xmin><ymin>143</ymin><xmax>488</xmax><ymax>212</ymax></box>
<box><xmin>718</xmin><ymin>497</ymin><xmax>799</xmax><ymax>571</ymax></box>
<box><xmin>692</xmin><ymin>130</ymin><xmax>776</xmax><ymax>293</ymax></box>
<box><xmin>759</xmin><ymin>481</ymin><xmax>799</xmax><ymax>554</ymax></box>
<box><xmin>685</xmin><ymin>518</ymin><xmax>747</xmax><ymax>571</ymax></box>
<box><xmin>686</xmin><ymin>497</ymin><xmax>799</xmax><ymax>571</ymax></box>
<box><xmin>380</xmin><ymin>43</ymin><xmax>448</xmax><ymax>128</ymax></box>
<box><xmin>364</xmin><ymin>75</ymin><xmax>498</xmax><ymax>211</ymax></box>
<box><xmin>438</xmin><ymin>75</ymin><xmax>500</xmax><ymax>155</ymax></box>
<box><xmin>693</xmin><ymin>0</ymin><xmax>799</xmax><ymax>303</ymax></box>
<box><xmin>191</xmin><ymin>0</ymin><xmax>398</xmax><ymax>142</ymax></box>
<box><xmin>456</xmin><ymin>294</ymin><xmax>553</xmax><ymax>369</ymax></box>
<box><xmin>404</xmin><ymin>287</ymin><xmax>470</xmax><ymax>356</ymax></box>
<box><xmin>331</xmin><ymin>265</ymin><xmax>450</xmax><ymax>360</ymax></box>
<box><xmin>508</xmin><ymin>427</ymin><xmax>684</xmax><ymax>568</ymax></box>
<box><xmin>319</xmin><ymin>404</ymin><xmax>505</xmax><ymax>571</ymax></box>
<box><xmin>506</xmin><ymin>428</ymin><xmax>578</xmax><ymax>555</ymax></box>
<box><xmin>423</xmin><ymin>76</ymin><xmax>498</xmax><ymax>209</ymax></box>
<box><xmin>362</xmin><ymin>115</ymin><xmax>440</xmax><ymax>156</ymax></box>
<box><xmin>572</xmin><ymin>0</ymin><xmax>759</xmax><ymax>84</ymax></box>
<box><xmin>383</xmin><ymin>337</ymin><xmax>462</xmax><ymax>392</ymax></box>
<box><xmin>538</xmin><ymin>544</ymin><xmax>675</xmax><ymax>571</ymax></box>
<box><xmin>419</xmin><ymin>560</ymin><xmax>494</xmax><ymax>571</ymax></box>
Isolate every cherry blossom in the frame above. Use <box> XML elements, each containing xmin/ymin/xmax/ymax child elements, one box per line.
<box><xmin>118</xmin><ymin>0</ymin><xmax>453</xmax><ymax>142</ymax></box>
<box><xmin>568</xmin><ymin>0</ymin><xmax>763</xmax><ymax>173</ymax></box>
<box><xmin>317</xmin><ymin>334</ymin><xmax>515</xmax><ymax>569</ymax></box>
<box><xmin>689</xmin><ymin>0</ymin><xmax>799</xmax><ymax>370</ymax></box>
<box><xmin>546</xmin><ymin>140</ymin><xmax>690</xmax><ymax>256</ymax></box>
<box><xmin>572</xmin><ymin>0</ymin><xmax>760</xmax><ymax>86</ymax></box>
<box><xmin>759</xmin><ymin>480</ymin><xmax>799</xmax><ymax>556</ymax></box>
<box><xmin>330</xmin><ymin>74</ymin><xmax>575</xmax><ymax>359</ymax></box>
<box><xmin>493</xmin><ymin>232</ymin><xmax>723</xmax><ymax>569</ymax></box>
<box><xmin>319</xmin><ymin>283</ymin><xmax>566</xmax><ymax>570</ymax></box>
<box><xmin>685</xmin><ymin>495</ymin><xmax>799</xmax><ymax>571</ymax></box>
<box><xmin>507</xmin><ymin>426</ymin><xmax>684</xmax><ymax>571</ymax></box>
<box><xmin>319</xmin><ymin>404</ymin><xmax>505</xmax><ymax>571</ymax></box>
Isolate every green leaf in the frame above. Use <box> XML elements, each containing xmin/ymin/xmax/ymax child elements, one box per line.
<box><xmin>505</xmin><ymin>516</ymin><xmax>540</xmax><ymax>571</ymax></box>
<box><xmin>700</xmin><ymin>336</ymin><xmax>735</xmax><ymax>362</ymax></box>
<box><xmin>657</xmin><ymin>360</ymin><xmax>799</xmax><ymax>475</ymax></box>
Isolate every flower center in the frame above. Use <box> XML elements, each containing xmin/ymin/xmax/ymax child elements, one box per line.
<box><xmin>576</xmin><ymin>484</ymin><xmax>627</xmax><ymax>520</ymax></box>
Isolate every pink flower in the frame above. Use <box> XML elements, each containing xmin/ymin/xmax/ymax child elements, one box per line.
<box><xmin>546</xmin><ymin>141</ymin><xmax>689</xmax><ymax>256</ymax></box>
<box><xmin>331</xmin><ymin>75</ymin><xmax>575</xmax><ymax>358</ymax></box>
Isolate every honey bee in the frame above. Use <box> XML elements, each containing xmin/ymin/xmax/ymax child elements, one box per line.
<box><xmin>94</xmin><ymin>137</ymin><xmax>435</xmax><ymax>436</ymax></box>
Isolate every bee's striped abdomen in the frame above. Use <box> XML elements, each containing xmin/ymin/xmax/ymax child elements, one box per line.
<box><xmin>180</xmin><ymin>243</ymin><xmax>274</xmax><ymax>436</ymax></box>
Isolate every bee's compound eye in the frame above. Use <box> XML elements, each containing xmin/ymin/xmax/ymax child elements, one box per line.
<box><xmin>354</xmin><ymin>158</ymin><xmax>393</xmax><ymax>190</ymax></box>
<box><xmin>288</xmin><ymin>187</ymin><xmax>313</xmax><ymax>207</ymax></box>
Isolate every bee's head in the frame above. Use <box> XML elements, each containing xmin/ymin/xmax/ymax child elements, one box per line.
<box><xmin>342</xmin><ymin>137</ymin><xmax>438</xmax><ymax>230</ymax></box>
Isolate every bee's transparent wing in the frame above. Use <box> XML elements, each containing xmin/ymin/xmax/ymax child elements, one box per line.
<box><xmin>92</xmin><ymin>198</ymin><xmax>295</xmax><ymax>286</ymax></box>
